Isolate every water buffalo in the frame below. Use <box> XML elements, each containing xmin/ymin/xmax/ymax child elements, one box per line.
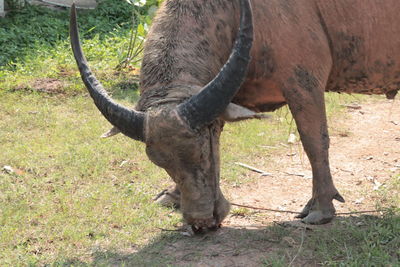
<box><xmin>70</xmin><ymin>0</ymin><xmax>399</xmax><ymax>230</ymax></box>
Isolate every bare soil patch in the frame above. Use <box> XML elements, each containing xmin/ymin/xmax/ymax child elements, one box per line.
<box><xmin>226</xmin><ymin>99</ymin><xmax>400</xmax><ymax>224</ymax></box>
<box><xmin>14</xmin><ymin>78</ymin><xmax>67</xmax><ymax>95</ymax></box>
<box><xmin>32</xmin><ymin>78</ymin><xmax>65</xmax><ymax>94</ymax></box>
<box><xmin>227</xmin><ymin>98</ymin><xmax>399</xmax><ymax>225</ymax></box>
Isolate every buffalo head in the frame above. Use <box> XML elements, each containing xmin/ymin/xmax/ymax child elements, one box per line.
<box><xmin>70</xmin><ymin>0</ymin><xmax>253</xmax><ymax>230</ymax></box>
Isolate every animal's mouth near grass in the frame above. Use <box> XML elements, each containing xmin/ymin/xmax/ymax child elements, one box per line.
<box><xmin>191</xmin><ymin>223</ymin><xmax>221</xmax><ymax>235</ymax></box>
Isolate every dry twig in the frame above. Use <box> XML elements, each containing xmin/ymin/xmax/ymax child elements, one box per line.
<box><xmin>231</xmin><ymin>202</ymin><xmax>383</xmax><ymax>216</ymax></box>
<box><xmin>235</xmin><ymin>162</ymin><xmax>272</xmax><ymax>176</ymax></box>
<box><xmin>231</xmin><ymin>202</ymin><xmax>301</xmax><ymax>214</ymax></box>
<box><xmin>288</xmin><ymin>228</ymin><xmax>305</xmax><ymax>267</ymax></box>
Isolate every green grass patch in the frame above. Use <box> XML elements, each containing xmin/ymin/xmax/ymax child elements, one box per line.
<box><xmin>0</xmin><ymin>91</ymin><xmax>182</xmax><ymax>265</ymax></box>
<box><xmin>0</xmin><ymin>0</ymin><xmax>162</xmax><ymax>68</ymax></box>
<box><xmin>0</xmin><ymin>88</ymin><xmax>375</xmax><ymax>265</ymax></box>
<box><xmin>306</xmin><ymin>212</ymin><xmax>400</xmax><ymax>266</ymax></box>
<box><xmin>0</xmin><ymin>0</ymin><xmax>136</xmax><ymax>67</ymax></box>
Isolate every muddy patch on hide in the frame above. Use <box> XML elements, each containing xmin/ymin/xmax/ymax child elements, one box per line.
<box><xmin>257</xmin><ymin>44</ymin><xmax>276</xmax><ymax>79</ymax></box>
<box><xmin>336</xmin><ymin>33</ymin><xmax>363</xmax><ymax>65</ymax></box>
<box><xmin>294</xmin><ymin>65</ymin><xmax>319</xmax><ymax>93</ymax></box>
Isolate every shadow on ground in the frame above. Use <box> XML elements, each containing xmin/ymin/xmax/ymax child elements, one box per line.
<box><xmin>56</xmin><ymin>214</ymin><xmax>400</xmax><ymax>266</ymax></box>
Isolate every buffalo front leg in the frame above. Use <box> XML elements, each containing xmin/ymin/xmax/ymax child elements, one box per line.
<box><xmin>283</xmin><ymin>67</ymin><xmax>344</xmax><ymax>224</ymax></box>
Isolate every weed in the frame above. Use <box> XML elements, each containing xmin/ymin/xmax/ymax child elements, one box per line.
<box><xmin>0</xmin><ymin>0</ymin><xmax>158</xmax><ymax>68</ymax></box>
<box><xmin>307</xmin><ymin>213</ymin><xmax>400</xmax><ymax>266</ymax></box>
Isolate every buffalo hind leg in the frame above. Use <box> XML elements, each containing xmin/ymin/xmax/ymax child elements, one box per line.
<box><xmin>283</xmin><ymin>67</ymin><xmax>344</xmax><ymax>224</ymax></box>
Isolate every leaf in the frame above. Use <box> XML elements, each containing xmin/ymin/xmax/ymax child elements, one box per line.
<box><xmin>137</xmin><ymin>23</ymin><xmax>146</xmax><ymax>37</ymax></box>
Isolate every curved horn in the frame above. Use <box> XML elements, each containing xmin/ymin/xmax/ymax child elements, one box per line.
<box><xmin>177</xmin><ymin>0</ymin><xmax>254</xmax><ymax>130</ymax></box>
<box><xmin>70</xmin><ymin>4</ymin><xmax>145</xmax><ymax>142</ymax></box>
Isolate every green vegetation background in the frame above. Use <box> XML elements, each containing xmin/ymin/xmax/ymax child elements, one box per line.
<box><xmin>0</xmin><ymin>0</ymin><xmax>159</xmax><ymax>67</ymax></box>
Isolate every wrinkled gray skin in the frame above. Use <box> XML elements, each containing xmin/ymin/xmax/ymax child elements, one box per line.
<box><xmin>71</xmin><ymin>0</ymin><xmax>400</xmax><ymax>230</ymax></box>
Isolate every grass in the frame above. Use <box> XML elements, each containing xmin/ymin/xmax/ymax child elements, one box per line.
<box><xmin>0</xmin><ymin>0</ymin><xmax>160</xmax><ymax>68</ymax></box>
<box><xmin>2</xmin><ymin>87</ymin><xmax>396</xmax><ymax>266</ymax></box>
<box><xmin>0</xmin><ymin>2</ymin><xmax>398</xmax><ymax>266</ymax></box>
<box><xmin>262</xmin><ymin>176</ymin><xmax>400</xmax><ymax>267</ymax></box>
<box><xmin>0</xmin><ymin>92</ymin><xmax>181</xmax><ymax>265</ymax></box>
<box><xmin>307</xmin><ymin>212</ymin><xmax>400</xmax><ymax>266</ymax></box>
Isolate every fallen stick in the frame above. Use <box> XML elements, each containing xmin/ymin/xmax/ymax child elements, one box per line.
<box><xmin>342</xmin><ymin>104</ymin><xmax>362</xmax><ymax>110</ymax></box>
<box><xmin>289</xmin><ymin>228</ymin><xmax>305</xmax><ymax>267</ymax></box>
<box><xmin>284</xmin><ymin>171</ymin><xmax>305</xmax><ymax>177</ymax></box>
<box><xmin>231</xmin><ymin>202</ymin><xmax>300</xmax><ymax>214</ymax></box>
<box><xmin>235</xmin><ymin>162</ymin><xmax>272</xmax><ymax>176</ymax></box>
<box><xmin>231</xmin><ymin>202</ymin><xmax>383</xmax><ymax>216</ymax></box>
<box><xmin>257</xmin><ymin>145</ymin><xmax>278</xmax><ymax>149</ymax></box>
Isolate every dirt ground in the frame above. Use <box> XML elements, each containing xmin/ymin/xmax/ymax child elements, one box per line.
<box><xmin>123</xmin><ymin>97</ymin><xmax>399</xmax><ymax>267</ymax></box>
<box><xmin>227</xmin><ymin>97</ymin><xmax>399</xmax><ymax>226</ymax></box>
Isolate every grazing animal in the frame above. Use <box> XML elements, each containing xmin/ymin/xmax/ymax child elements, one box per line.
<box><xmin>70</xmin><ymin>0</ymin><xmax>399</xmax><ymax>231</ymax></box>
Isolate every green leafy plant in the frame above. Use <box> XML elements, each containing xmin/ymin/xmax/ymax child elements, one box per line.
<box><xmin>5</xmin><ymin>0</ymin><xmax>26</xmax><ymax>10</ymax></box>
<box><xmin>116</xmin><ymin>0</ymin><xmax>161</xmax><ymax>70</ymax></box>
<box><xmin>0</xmin><ymin>0</ymin><xmax>136</xmax><ymax>67</ymax></box>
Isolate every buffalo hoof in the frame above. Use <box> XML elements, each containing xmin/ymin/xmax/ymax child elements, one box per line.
<box><xmin>300</xmin><ymin>210</ymin><xmax>335</xmax><ymax>224</ymax></box>
<box><xmin>296</xmin><ymin>193</ymin><xmax>345</xmax><ymax>225</ymax></box>
<box><xmin>154</xmin><ymin>187</ymin><xmax>180</xmax><ymax>208</ymax></box>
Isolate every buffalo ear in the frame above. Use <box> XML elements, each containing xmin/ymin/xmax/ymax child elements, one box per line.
<box><xmin>101</xmin><ymin>127</ymin><xmax>121</xmax><ymax>138</ymax></box>
<box><xmin>221</xmin><ymin>103</ymin><xmax>270</xmax><ymax>122</ymax></box>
